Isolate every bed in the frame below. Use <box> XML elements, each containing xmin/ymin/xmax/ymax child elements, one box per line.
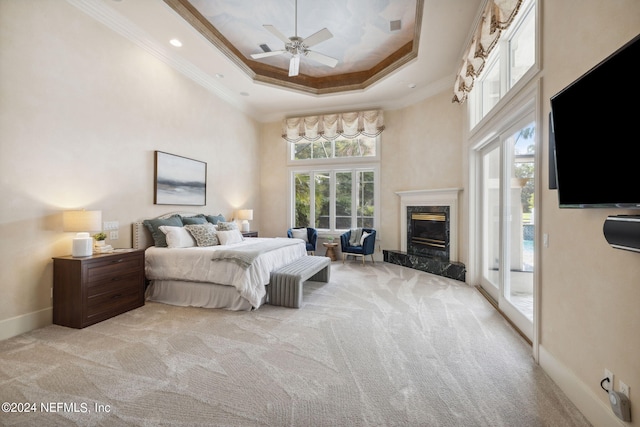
<box><xmin>133</xmin><ymin>213</ymin><xmax>307</xmax><ymax>311</ymax></box>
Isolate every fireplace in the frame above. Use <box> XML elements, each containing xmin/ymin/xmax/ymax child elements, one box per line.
<box><xmin>384</xmin><ymin>188</ymin><xmax>465</xmax><ymax>282</ymax></box>
<box><xmin>408</xmin><ymin>206</ymin><xmax>449</xmax><ymax>259</ymax></box>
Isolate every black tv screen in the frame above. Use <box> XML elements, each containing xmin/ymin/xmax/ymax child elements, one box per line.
<box><xmin>550</xmin><ymin>33</ymin><xmax>640</xmax><ymax>208</ymax></box>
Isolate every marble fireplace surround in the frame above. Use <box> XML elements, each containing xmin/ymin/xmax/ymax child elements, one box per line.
<box><xmin>384</xmin><ymin>188</ymin><xmax>465</xmax><ymax>282</ymax></box>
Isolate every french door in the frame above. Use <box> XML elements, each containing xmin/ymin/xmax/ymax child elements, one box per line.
<box><xmin>479</xmin><ymin>114</ymin><xmax>536</xmax><ymax>341</ymax></box>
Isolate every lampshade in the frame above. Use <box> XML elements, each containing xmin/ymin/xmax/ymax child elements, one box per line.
<box><xmin>63</xmin><ymin>210</ymin><xmax>102</xmax><ymax>257</ymax></box>
<box><xmin>237</xmin><ymin>209</ymin><xmax>253</xmax><ymax>232</ymax></box>
<box><xmin>63</xmin><ymin>210</ymin><xmax>102</xmax><ymax>232</ymax></box>
<box><xmin>237</xmin><ymin>209</ymin><xmax>253</xmax><ymax>221</ymax></box>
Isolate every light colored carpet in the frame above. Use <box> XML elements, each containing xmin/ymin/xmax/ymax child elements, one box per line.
<box><xmin>0</xmin><ymin>262</ymin><xmax>590</xmax><ymax>426</ymax></box>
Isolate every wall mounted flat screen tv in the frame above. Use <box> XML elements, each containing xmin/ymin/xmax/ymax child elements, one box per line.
<box><xmin>550</xmin><ymin>33</ymin><xmax>640</xmax><ymax>208</ymax></box>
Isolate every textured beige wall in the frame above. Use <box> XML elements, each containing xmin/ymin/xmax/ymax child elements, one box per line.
<box><xmin>382</xmin><ymin>91</ymin><xmax>465</xmax><ymax>256</ymax></box>
<box><xmin>259</xmin><ymin>90</ymin><xmax>465</xmax><ymax>261</ymax></box>
<box><xmin>540</xmin><ymin>0</ymin><xmax>640</xmax><ymax>423</ymax></box>
<box><xmin>0</xmin><ymin>1</ymin><xmax>261</xmax><ymax>332</ymax></box>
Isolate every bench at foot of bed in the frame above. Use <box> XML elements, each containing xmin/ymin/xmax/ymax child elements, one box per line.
<box><xmin>268</xmin><ymin>256</ymin><xmax>331</xmax><ymax>308</ymax></box>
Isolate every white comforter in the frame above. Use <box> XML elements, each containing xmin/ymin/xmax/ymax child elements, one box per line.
<box><xmin>145</xmin><ymin>238</ymin><xmax>307</xmax><ymax>308</ymax></box>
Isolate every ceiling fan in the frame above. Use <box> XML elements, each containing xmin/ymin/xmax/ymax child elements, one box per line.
<box><xmin>250</xmin><ymin>0</ymin><xmax>339</xmax><ymax>77</ymax></box>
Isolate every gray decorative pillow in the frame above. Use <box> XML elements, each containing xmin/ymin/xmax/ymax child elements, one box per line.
<box><xmin>184</xmin><ymin>223</ymin><xmax>219</xmax><ymax>246</ymax></box>
<box><xmin>216</xmin><ymin>221</ymin><xmax>238</xmax><ymax>231</ymax></box>
<box><xmin>143</xmin><ymin>215</ymin><xmax>183</xmax><ymax>247</ymax></box>
<box><xmin>205</xmin><ymin>214</ymin><xmax>226</xmax><ymax>225</ymax></box>
<box><xmin>180</xmin><ymin>214</ymin><xmax>207</xmax><ymax>225</ymax></box>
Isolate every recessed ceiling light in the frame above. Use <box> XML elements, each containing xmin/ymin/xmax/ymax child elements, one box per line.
<box><xmin>240</xmin><ymin>92</ymin><xmax>250</xmax><ymax>97</ymax></box>
<box><xmin>408</xmin><ymin>83</ymin><xmax>417</xmax><ymax>89</ymax></box>
<box><xmin>215</xmin><ymin>73</ymin><xmax>224</xmax><ymax>79</ymax></box>
<box><xmin>169</xmin><ymin>39</ymin><xmax>182</xmax><ymax>47</ymax></box>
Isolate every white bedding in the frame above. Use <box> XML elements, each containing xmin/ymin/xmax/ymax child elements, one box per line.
<box><xmin>145</xmin><ymin>237</ymin><xmax>307</xmax><ymax>308</ymax></box>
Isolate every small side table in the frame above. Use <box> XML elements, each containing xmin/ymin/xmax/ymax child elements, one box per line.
<box><xmin>323</xmin><ymin>242</ymin><xmax>338</xmax><ymax>261</ymax></box>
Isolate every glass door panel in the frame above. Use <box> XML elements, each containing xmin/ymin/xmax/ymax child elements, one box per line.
<box><xmin>477</xmin><ymin>116</ymin><xmax>535</xmax><ymax>341</ymax></box>
<box><xmin>505</xmin><ymin>122</ymin><xmax>535</xmax><ymax>323</ymax></box>
<box><xmin>481</xmin><ymin>142</ymin><xmax>501</xmax><ymax>300</ymax></box>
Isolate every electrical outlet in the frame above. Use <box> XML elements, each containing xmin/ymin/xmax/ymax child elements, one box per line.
<box><xmin>604</xmin><ymin>369</ymin><xmax>614</xmax><ymax>392</ymax></box>
<box><xmin>110</xmin><ymin>231</ymin><xmax>119</xmax><ymax>240</ymax></box>
<box><xmin>620</xmin><ymin>381</ymin><xmax>630</xmax><ymax>399</ymax></box>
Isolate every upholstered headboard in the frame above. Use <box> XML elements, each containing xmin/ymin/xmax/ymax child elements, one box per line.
<box><xmin>133</xmin><ymin>212</ymin><xmax>202</xmax><ymax>250</ymax></box>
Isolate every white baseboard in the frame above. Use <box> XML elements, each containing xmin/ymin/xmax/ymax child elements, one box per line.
<box><xmin>538</xmin><ymin>345</ymin><xmax>626</xmax><ymax>427</ymax></box>
<box><xmin>0</xmin><ymin>307</ymin><xmax>52</xmax><ymax>341</ymax></box>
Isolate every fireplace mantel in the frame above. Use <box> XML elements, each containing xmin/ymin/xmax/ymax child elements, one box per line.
<box><xmin>396</xmin><ymin>188</ymin><xmax>461</xmax><ymax>261</ymax></box>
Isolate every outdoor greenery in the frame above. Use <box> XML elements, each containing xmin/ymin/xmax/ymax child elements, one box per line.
<box><xmin>293</xmin><ymin>137</ymin><xmax>376</xmax><ymax>160</ymax></box>
<box><xmin>294</xmin><ymin>170</ymin><xmax>375</xmax><ymax>230</ymax></box>
<box><xmin>514</xmin><ymin>125</ymin><xmax>535</xmax><ymax>215</ymax></box>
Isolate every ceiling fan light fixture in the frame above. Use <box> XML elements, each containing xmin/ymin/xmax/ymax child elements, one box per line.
<box><xmin>250</xmin><ymin>0</ymin><xmax>338</xmax><ymax>77</ymax></box>
<box><xmin>289</xmin><ymin>55</ymin><xmax>300</xmax><ymax>77</ymax></box>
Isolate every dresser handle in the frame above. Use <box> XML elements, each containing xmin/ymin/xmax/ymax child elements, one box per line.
<box><xmin>112</xmin><ymin>258</ymin><xmax>124</xmax><ymax>264</ymax></box>
<box><xmin>111</xmin><ymin>293</ymin><xmax>122</xmax><ymax>299</ymax></box>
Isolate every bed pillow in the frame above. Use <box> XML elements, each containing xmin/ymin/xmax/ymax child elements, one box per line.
<box><xmin>143</xmin><ymin>215</ymin><xmax>183</xmax><ymax>247</ymax></box>
<box><xmin>217</xmin><ymin>229</ymin><xmax>244</xmax><ymax>245</ymax></box>
<box><xmin>159</xmin><ymin>225</ymin><xmax>196</xmax><ymax>248</ymax></box>
<box><xmin>205</xmin><ymin>214</ymin><xmax>226</xmax><ymax>225</ymax></box>
<box><xmin>291</xmin><ymin>228</ymin><xmax>309</xmax><ymax>242</ymax></box>
<box><xmin>180</xmin><ymin>214</ymin><xmax>207</xmax><ymax>225</ymax></box>
<box><xmin>216</xmin><ymin>221</ymin><xmax>238</xmax><ymax>231</ymax></box>
<box><xmin>184</xmin><ymin>223</ymin><xmax>219</xmax><ymax>247</ymax></box>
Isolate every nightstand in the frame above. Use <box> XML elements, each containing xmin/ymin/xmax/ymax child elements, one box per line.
<box><xmin>52</xmin><ymin>249</ymin><xmax>145</xmax><ymax>328</ymax></box>
<box><xmin>242</xmin><ymin>231</ymin><xmax>258</xmax><ymax>238</ymax></box>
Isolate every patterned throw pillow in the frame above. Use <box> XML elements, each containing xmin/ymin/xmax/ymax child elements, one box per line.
<box><xmin>184</xmin><ymin>223</ymin><xmax>219</xmax><ymax>247</ymax></box>
<box><xmin>216</xmin><ymin>221</ymin><xmax>238</xmax><ymax>231</ymax></box>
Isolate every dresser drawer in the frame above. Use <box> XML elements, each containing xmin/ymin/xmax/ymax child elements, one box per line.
<box><xmin>87</xmin><ymin>270</ymin><xmax>142</xmax><ymax>297</ymax></box>
<box><xmin>86</xmin><ymin>253</ymin><xmax>143</xmax><ymax>283</ymax></box>
<box><xmin>85</xmin><ymin>286</ymin><xmax>143</xmax><ymax>324</ymax></box>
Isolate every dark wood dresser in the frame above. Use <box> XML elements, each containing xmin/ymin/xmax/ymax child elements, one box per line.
<box><xmin>52</xmin><ymin>249</ymin><xmax>145</xmax><ymax>328</ymax></box>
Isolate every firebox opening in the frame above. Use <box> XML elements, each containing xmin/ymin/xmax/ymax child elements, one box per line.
<box><xmin>407</xmin><ymin>206</ymin><xmax>450</xmax><ymax>260</ymax></box>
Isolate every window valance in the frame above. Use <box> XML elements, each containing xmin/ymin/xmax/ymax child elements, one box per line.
<box><xmin>452</xmin><ymin>0</ymin><xmax>523</xmax><ymax>104</ymax></box>
<box><xmin>282</xmin><ymin>110</ymin><xmax>385</xmax><ymax>143</ymax></box>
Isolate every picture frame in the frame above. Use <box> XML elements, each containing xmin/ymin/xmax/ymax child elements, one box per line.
<box><xmin>154</xmin><ymin>151</ymin><xmax>207</xmax><ymax>206</ymax></box>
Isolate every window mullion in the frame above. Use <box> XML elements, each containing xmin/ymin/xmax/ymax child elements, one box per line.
<box><xmin>309</xmin><ymin>172</ymin><xmax>316</xmax><ymax>228</ymax></box>
<box><xmin>352</xmin><ymin>170</ymin><xmax>358</xmax><ymax>228</ymax></box>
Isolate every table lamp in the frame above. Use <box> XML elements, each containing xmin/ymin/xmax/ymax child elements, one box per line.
<box><xmin>237</xmin><ymin>209</ymin><xmax>253</xmax><ymax>232</ymax></box>
<box><xmin>63</xmin><ymin>210</ymin><xmax>102</xmax><ymax>257</ymax></box>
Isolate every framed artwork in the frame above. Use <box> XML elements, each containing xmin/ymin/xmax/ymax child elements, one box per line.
<box><xmin>154</xmin><ymin>151</ymin><xmax>207</xmax><ymax>206</ymax></box>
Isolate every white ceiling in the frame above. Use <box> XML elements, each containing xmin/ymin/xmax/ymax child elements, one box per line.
<box><xmin>72</xmin><ymin>0</ymin><xmax>483</xmax><ymax>122</ymax></box>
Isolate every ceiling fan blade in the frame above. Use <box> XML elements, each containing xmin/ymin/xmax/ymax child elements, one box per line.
<box><xmin>250</xmin><ymin>50</ymin><xmax>286</xmax><ymax>59</ymax></box>
<box><xmin>263</xmin><ymin>25</ymin><xmax>291</xmax><ymax>44</ymax></box>
<box><xmin>305</xmin><ymin>50</ymin><xmax>338</xmax><ymax>68</ymax></box>
<box><xmin>303</xmin><ymin>28</ymin><xmax>333</xmax><ymax>47</ymax></box>
<box><xmin>289</xmin><ymin>55</ymin><xmax>300</xmax><ymax>77</ymax></box>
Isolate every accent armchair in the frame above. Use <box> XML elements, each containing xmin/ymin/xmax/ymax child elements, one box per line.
<box><xmin>287</xmin><ymin>227</ymin><xmax>318</xmax><ymax>255</ymax></box>
<box><xmin>340</xmin><ymin>228</ymin><xmax>376</xmax><ymax>265</ymax></box>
